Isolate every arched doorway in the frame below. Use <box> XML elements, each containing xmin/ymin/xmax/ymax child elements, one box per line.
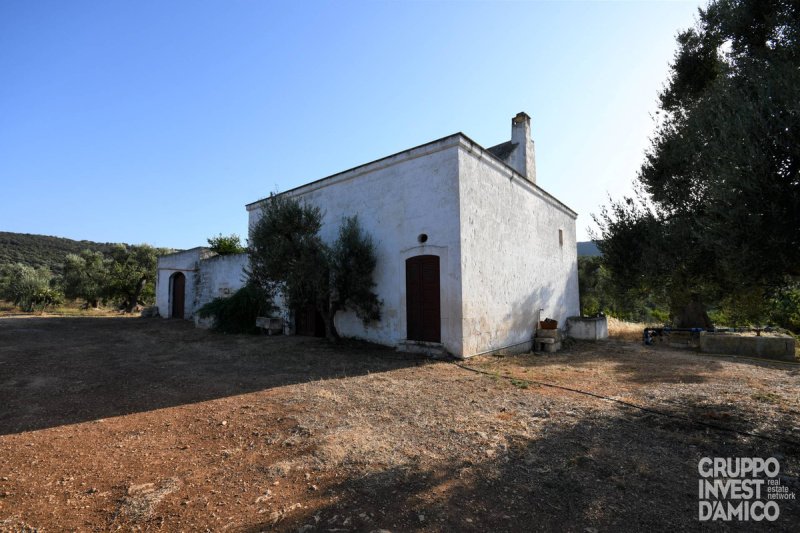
<box><xmin>170</xmin><ymin>272</ymin><xmax>186</xmax><ymax>319</ymax></box>
<box><xmin>405</xmin><ymin>255</ymin><xmax>440</xmax><ymax>342</ymax></box>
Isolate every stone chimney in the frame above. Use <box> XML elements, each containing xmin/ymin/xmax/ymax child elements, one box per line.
<box><xmin>510</xmin><ymin>112</ymin><xmax>536</xmax><ymax>184</ymax></box>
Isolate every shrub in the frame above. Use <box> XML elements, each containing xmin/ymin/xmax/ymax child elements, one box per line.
<box><xmin>207</xmin><ymin>234</ymin><xmax>246</xmax><ymax>255</ymax></box>
<box><xmin>0</xmin><ymin>263</ymin><xmax>62</xmax><ymax>312</ymax></box>
<box><xmin>197</xmin><ymin>283</ymin><xmax>275</xmax><ymax>334</ymax></box>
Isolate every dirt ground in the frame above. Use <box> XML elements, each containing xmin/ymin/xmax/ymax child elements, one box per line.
<box><xmin>0</xmin><ymin>317</ymin><xmax>798</xmax><ymax>532</ymax></box>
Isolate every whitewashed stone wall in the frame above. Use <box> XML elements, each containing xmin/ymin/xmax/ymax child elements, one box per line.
<box><xmin>155</xmin><ymin>248</ymin><xmax>211</xmax><ymax>319</ymax></box>
<box><xmin>248</xmin><ymin>137</ymin><xmax>465</xmax><ymax>354</ymax></box>
<box><xmin>245</xmin><ymin>132</ymin><xmax>579</xmax><ymax>357</ymax></box>
<box><xmin>457</xmin><ymin>138</ymin><xmax>580</xmax><ymax>356</ymax></box>
<box><xmin>156</xmin><ymin>249</ymin><xmax>248</xmax><ymax>320</ymax></box>
<box><xmin>194</xmin><ymin>253</ymin><xmax>249</xmax><ymax>310</ymax></box>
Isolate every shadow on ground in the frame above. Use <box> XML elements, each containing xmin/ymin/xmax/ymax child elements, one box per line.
<box><xmin>488</xmin><ymin>339</ymin><xmax>731</xmax><ymax>385</ymax></box>
<box><xmin>249</xmin><ymin>400</ymin><xmax>800</xmax><ymax>532</ymax></box>
<box><xmin>0</xmin><ymin>317</ymin><xmax>428</xmax><ymax>435</ymax></box>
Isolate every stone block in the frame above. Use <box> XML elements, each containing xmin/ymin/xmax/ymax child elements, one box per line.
<box><xmin>699</xmin><ymin>332</ymin><xmax>796</xmax><ymax>361</ymax></box>
<box><xmin>565</xmin><ymin>316</ymin><xmax>608</xmax><ymax>340</ymax></box>
<box><xmin>256</xmin><ymin>316</ymin><xmax>284</xmax><ymax>335</ymax></box>
<box><xmin>534</xmin><ymin>328</ymin><xmax>563</xmax><ymax>352</ymax></box>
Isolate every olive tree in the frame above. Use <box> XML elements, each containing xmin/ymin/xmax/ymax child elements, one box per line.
<box><xmin>248</xmin><ymin>195</ymin><xmax>381</xmax><ymax>340</ymax></box>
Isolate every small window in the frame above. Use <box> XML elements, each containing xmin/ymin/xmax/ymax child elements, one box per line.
<box><xmin>418</xmin><ymin>233</ymin><xmax>428</xmax><ymax>244</ymax></box>
<box><xmin>558</xmin><ymin>229</ymin><xmax>564</xmax><ymax>247</ymax></box>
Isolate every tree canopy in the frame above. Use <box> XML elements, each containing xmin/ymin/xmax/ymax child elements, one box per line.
<box><xmin>106</xmin><ymin>244</ymin><xmax>160</xmax><ymax>312</ymax></box>
<box><xmin>62</xmin><ymin>244</ymin><xmax>166</xmax><ymax>311</ymax></box>
<box><xmin>0</xmin><ymin>263</ymin><xmax>61</xmax><ymax>312</ymax></box>
<box><xmin>63</xmin><ymin>250</ymin><xmax>108</xmax><ymax>308</ymax></box>
<box><xmin>248</xmin><ymin>195</ymin><xmax>381</xmax><ymax>340</ymax></box>
<box><xmin>595</xmin><ymin>0</ymin><xmax>800</xmax><ymax>327</ymax></box>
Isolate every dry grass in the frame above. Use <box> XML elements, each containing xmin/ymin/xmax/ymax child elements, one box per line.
<box><xmin>607</xmin><ymin>316</ymin><xmax>800</xmax><ymax>358</ymax></box>
<box><xmin>0</xmin><ymin>299</ymin><xmax>126</xmax><ymax>318</ymax></box>
<box><xmin>606</xmin><ymin>316</ymin><xmax>656</xmax><ymax>341</ymax></box>
<box><xmin>1</xmin><ymin>317</ymin><xmax>799</xmax><ymax>532</ymax></box>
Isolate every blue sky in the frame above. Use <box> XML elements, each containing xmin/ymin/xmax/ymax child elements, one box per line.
<box><xmin>0</xmin><ymin>0</ymin><xmax>704</xmax><ymax>248</ymax></box>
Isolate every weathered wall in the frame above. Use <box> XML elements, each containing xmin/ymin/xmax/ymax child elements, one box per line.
<box><xmin>248</xmin><ymin>137</ymin><xmax>465</xmax><ymax>355</ymax></box>
<box><xmin>699</xmin><ymin>332</ymin><xmax>796</xmax><ymax>361</ymax></box>
<box><xmin>194</xmin><ymin>253</ymin><xmax>249</xmax><ymax>311</ymax></box>
<box><xmin>155</xmin><ymin>248</ymin><xmax>213</xmax><ymax>319</ymax></box>
<box><xmin>457</xmin><ymin>139</ymin><xmax>580</xmax><ymax>356</ymax></box>
<box><xmin>245</xmin><ymin>132</ymin><xmax>580</xmax><ymax>357</ymax></box>
<box><xmin>565</xmin><ymin>316</ymin><xmax>609</xmax><ymax>340</ymax></box>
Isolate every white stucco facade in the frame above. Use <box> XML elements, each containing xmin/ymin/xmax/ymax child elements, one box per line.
<box><xmin>195</xmin><ymin>253</ymin><xmax>249</xmax><ymax>308</ymax></box>
<box><xmin>457</xmin><ymin>139</ymin><xmax>579</xmax><ymax>355</ymax></box>
<box><xmin>243</xmin><ymin>113</ymin><xmax>580</xmax><ymax>357</ymax></box>
<box><xmin>248</xmin><ymin>137</ymin><xmax>465</xmax><ymax>353</ymax></box>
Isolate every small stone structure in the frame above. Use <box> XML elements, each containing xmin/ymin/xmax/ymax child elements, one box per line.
<box><xmin>565</xmin><ymin>316</ymin><xmax>608</xmax><ymax>340</ymax></box>
<box><xmin>699</xmin><ymin>332</ymin><xmax>796</xmax><ymax>362</ymax></box>
<box><xmin>256</xmin><ymin>316</ymin><xmax>284</xmax><ymax>335</ymax></box>
<box><xmin>534</xmin><ymin>328</ymin><xmax>563</xmax><ymax>353</ymax></box>
<box><xmin>155</xmin><ymin>248</ymin><xmax>248</xmax><ymax>321</ymax></box>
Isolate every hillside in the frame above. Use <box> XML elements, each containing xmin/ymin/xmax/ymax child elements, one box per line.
<box><xmin>577</xmin><ymin>241</ymin><xmax>601</xmax><ymax>257</ymax></box>
<box><xmin>0</xmin><ymin>232</ymin><xmax>124</xmax><ymax>273</ymax></box>
<box><xmin>2</xmin><ymin>231</ymin><xmax>600</xmax><ymax>274</ymax></box>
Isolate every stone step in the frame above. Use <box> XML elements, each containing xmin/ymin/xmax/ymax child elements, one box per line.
<box><xmin>534</xmin><ymin>340</ymin><xmax>562</xmax><ymax>353</ymax></box>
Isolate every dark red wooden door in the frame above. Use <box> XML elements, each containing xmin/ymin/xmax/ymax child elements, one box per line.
<box><xmin>406</xmin><ymin>255</ymin><xmax>441</xmax><ymax>342</ymax></box>
<box><xmin>171</xmin><ymin>273</ymin><xmax>185</xmax><ymax>319</ymax></box>
<box><xmin>295</xmin><ymin>304</ymin><xmax>325</xmax><ymax>337</ymax></box>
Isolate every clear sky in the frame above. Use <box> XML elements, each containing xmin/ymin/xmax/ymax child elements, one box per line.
<box><xmin>0</xmin><ymin>0</ymin><xmax>704</xmax><ymax>248</ymax></box>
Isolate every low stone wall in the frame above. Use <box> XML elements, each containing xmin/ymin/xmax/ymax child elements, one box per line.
<box><xmin>699</xmin><ymin>332</ymin><xmax>796</xmax><ymax>362</ymax></box>
<box><xmin>565</xmin><ymin>316</ymin><xmax>608</xmax><ymax>340</ymax></box>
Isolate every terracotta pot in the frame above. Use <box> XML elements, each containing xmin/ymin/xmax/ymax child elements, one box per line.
<box><xmin>539</xmin><ymin>319</ymin><xmax>558</xmax><ymax>330</ymax></box>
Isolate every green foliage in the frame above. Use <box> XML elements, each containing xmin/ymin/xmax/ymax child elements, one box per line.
<box><xmin>595</xmin><ymin>0</ymin><xmax>800</xmax><ymax>328</ymax></box>
<box><xmin>248</xmin><ymin>195</ymin><xmax>381</xmax><ymax>339</ymax></box>
<box><xmin>0</xmin><ymin>231</ymin><xmax>120</xmax><ymax>274</ymax></box>
<box><xmin>0</xmin><ymin>231</ymin><xmax>175</xmax><ymax>312</ymax></box>
<box><xmin>207</xmin><ymin>233</ymin><xmax>246</xmax><ymax>255</ymax></box>
<box><xmin>578</xmin><ymin>255</ymin><xmax>670</xmax><ymax>323</ymax></box>
<box><xmin>249</xmin><ymin>194</ymin><xmax>328</xmax><ymax>314</ymax></box>
<box><xmin>63</xmin><ymin>250</ymin><xmax>108</xmax><ymax>307</ymax></box>
<box><xmin>577</xmin><ymin>256</ymin><xmax>607</xmax><ymax>316</ymax></box>
<box><xmin>770</xmin><ymin>282</ymin><xmax>800</xmax><ymax>332</ymax></box>
<box><xmin>105</xmin><ymin>244</ymin><xmax>166</xmax><ymax>312</ymax></box>
<box><xmin>197</xmin><ymin>283</ymin><xmax>276</xmax><ymax>334</ymax></box>
<box><xmin>330</xmin><ymin>216</ymin><xmax>381</xmax><ymax>325</ymax></box>
<box><xmin>0</xmin><ymin>263</ymin><xmax>62</xmax><ymax>312</ymax></box>
<box><xmin>62</xmin><ymin>244</ymin><xmax>168</xmax><ymax>311</ymax></box>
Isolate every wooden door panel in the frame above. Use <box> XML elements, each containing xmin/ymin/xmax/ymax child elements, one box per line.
<box><xmin>406</xmin><ymin>255</ymin><xmax>440</xmax><ymax>342</ymax></box>
<box><xmin>171</xmin><ymin>273</ymin><xmax>185</xmax><ymax>319</ymax></box>
<box><xmin>295</xmin><ymin>304</ymin><xmax>325</xmax><ymax>337</ymax></box>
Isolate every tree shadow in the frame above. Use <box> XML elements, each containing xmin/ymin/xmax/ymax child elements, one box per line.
<box><xmin>498</xmin><ymin>285</ymin><xmax>555</xmax><ymax>351</ymax></box>
<box><xmin>246</xmin><ymin>400</ymin><xmax>800</xmax><ymax>532</ymax></box>
<box><xmin>0</xmin><ymin>317</ymin><xmax>427</xmax><ymax>435</ymax></box>
<box><xmin>492</xmin><ymin>339</ymin><xmax>730</xmax><ymax>385</ymax></box>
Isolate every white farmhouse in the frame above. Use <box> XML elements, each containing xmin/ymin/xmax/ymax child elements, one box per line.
<box><xmin>157</xmin><ymin>112</ymin><xmax>580</xmax><ymax>358</ymax></box>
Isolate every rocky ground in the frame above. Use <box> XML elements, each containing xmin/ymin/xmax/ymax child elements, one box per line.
<box><xmin>0</xmin><ymin>317</ymin><xmax>798</xmax><ymax>532</ymax></box>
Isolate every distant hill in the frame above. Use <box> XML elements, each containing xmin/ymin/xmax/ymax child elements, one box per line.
<box><xmin>577</xmin><ymin>241</ymin><xmax>601</xmax><ymax>257</ymax></box>
<box><xmin>0</xmin><ymin>231</ymin><xmax>124</xmax><ymax>273</ymax></box>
